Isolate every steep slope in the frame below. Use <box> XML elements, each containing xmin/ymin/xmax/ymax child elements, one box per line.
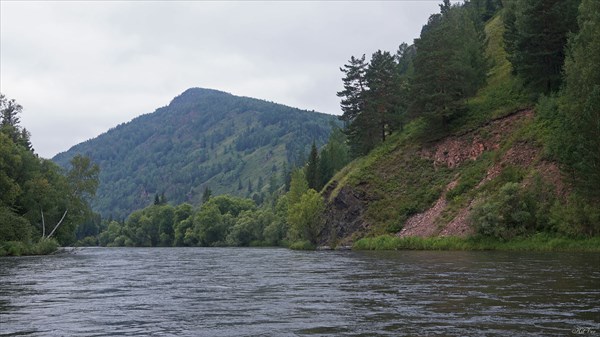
<box><xmin>320</xmin><ymin>107</ymin><xmax>565</xmax><ymax>245</ymax></box>
<box><xmin>53</xmin><ymin>88</ymin><xmax>337</xmax><ymax>219</ymax></box>
<box><xmin>319</xmin><ymin>13</ymin><xmax>567</xmax><ymax>246</ymax></box>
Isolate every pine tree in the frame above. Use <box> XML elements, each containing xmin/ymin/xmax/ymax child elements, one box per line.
<box><xmin>337</xmin><ymin>55</ymin><xmax>371</xmax><ymax>156</ymax></box>
<box><xmin>365</xmin><ymin>50</ymin><xmax>402</xmax><ymax>143</ymax></box>
<box><xmin>0</xmin><ymin>93</ymin><xmax>31</xmax><ymax>150</ymax></box>
<box><xmin>202</xmin><ymin>186</ymin><xmax>212</xmax><ymax>204</ymax></box>
<box><xmin>504</xmin><ymin>0</ymin><xmax>580</xmax><ymax>93</ymax></box>
<box><xmin>560</xmin><ymin>0</ymin><xmax>600</xmax><ymax>197</ymax></box>
<box><xmin>411</xmin><ymin>5</ymin><xmax>486</xmax><ymax>131</ymax></box>
<box><xmin>305</xmin><ymin>142</ymin><xmax>320</xmax><ymax>191</ymax></box>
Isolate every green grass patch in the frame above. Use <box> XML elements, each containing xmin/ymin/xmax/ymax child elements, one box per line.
<box><xmin>353</xmin><ymin>233</ymin><xmax>600</xmax><ymax>252</ymax></box>
<box><xmin>288</xmin><ymin>240</ymin><xmax>316</xmax><ymax>250</ymax></box>
<box><xmin>454</xmin><ymin>13</ymin><xmax>531</xmax><ymax>134</ymax></box>
<box><xmin>0</xmin><ymin>238</ymin><xmax>59</xmax><ymax>256</ymax></box>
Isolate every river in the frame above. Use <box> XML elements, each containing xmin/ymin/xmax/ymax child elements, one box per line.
<box><xmin>0</xmin><ymin>247</ymin><xmax>598</xmax><ymax>336</ymax></box>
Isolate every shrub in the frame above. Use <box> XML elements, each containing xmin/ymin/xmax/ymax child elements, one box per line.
<box><xmin>288</xmin><ymin>240</ymin><xmax>315</xmax><ymax>250</ymax></box>
<box><xmin>549</xmin><ymin>194</ymin><xmax>600</xmax><ymax>237</ymax></box>
<box><xmin>31</xmin><ymin>238</ymin><xmax>59</xmax><ymax>255</ymax></box>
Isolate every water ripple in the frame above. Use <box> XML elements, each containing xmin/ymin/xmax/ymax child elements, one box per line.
<box><xmin>0</xmin><ymin>248</ymin><xmax>598</xmax><ymax>336</ymax></box>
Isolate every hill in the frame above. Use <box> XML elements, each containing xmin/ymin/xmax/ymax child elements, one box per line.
<box><xmin>53</xmin><ymin>88</ymin><xmax>338</xmax><ymax>220</ymax></box>
<box><xmin>318</xmin><ymin>7</ymin><xmax>599</xmax><ymax>247</ymax></box>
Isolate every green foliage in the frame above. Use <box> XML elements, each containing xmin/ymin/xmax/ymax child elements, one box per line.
<box><xmin>287</xmin><ymin>189</ymin><xmax>325</xmax><ymax>244</ymax></box>
<box><xmin>338</xmin><ymin>49</ymin><xmax>409</xmax><ymax>156</ymax></box>
<box><xmin>318</xmin><ymin>127</ymin><xmax>350</xmax><ymax>189</ymax></box>
<box><xmin>461</xmin><ymin>13</ymin><xmax>530</xmax><ymax>129</ymax></box>
<box><xmin>288</xmin><ymin>240</ymin><xmax>316</xmax><ymax>250</ymax></box>
<box><xmin>97</xmin><ymin>194</ymin><xmax>290</xmax><ymax>248</ymax></box>
<box><xmin>53</xmin><ymin>88</ymin><xmax>337</xmax><ymax>220</ymax></box>
<box><xmin>305</xmin><ymin>142</ymin><xmax>320</xmax><ymax>190</ymax></box>
<box><xmin>503</xmin><ymin>0</ymin><xmax>580</xmax><ymax>94</ymax></box>
<box><xmin>558</xmin><ymin>0</ymin><xmax>600</xmax><ymax>198</ymax></box>
<box><xmin>549</xmin><ymin>194</ymin><xmax>600</xmax><ymax>237</ymax></box>
<box><xmin>470</xmin><ymin>178</ymin><xmax>558</xmax><ymax>240</ymax></box>
<box><xmin>411</xmin><ymin>3</ymin><xmax>487</xmax><ymax>132</ymax></box>
<box><xmin>0</xmin><ymin>94</ymin><xmax>99</xmax><ymax>250</ymax></box>
<box><xmin>353</xmin><ymin>234</ymin><xmax>600</xmax><ymax>252</ymax></box>
<box><xmin>0</xmin><ymin>238</ymin><xmax>59</xmax><ymax>257</ymax></box>
<box><xmin>0</xmin><ymin>206</ymin><xmax>32</xmax><ymax>242</ymax></box>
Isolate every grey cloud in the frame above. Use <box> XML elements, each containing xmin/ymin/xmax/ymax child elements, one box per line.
<box><xmin>1</xmin><ymin>1</ymin><xmax>442</xmax><ymax>159</ymax></box>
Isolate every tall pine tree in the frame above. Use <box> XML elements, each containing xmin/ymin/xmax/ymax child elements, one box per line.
<box><xmin>410</xmin><ymin>4</ymin><xmax>486</xmax><ymax>131</ymax></box>
<box><xmin>504</xmin><ymin>0</ymin><xmax>580</xmax><ymax>94</ymax></box>
<box><xmin>560</xmin><ymin>0</ymin><xmax>600</xmax><ymax>198</ymax></box>
<box><xmin>305</xmin><ymin>142</ymin><xmax>320</xmax><ymax>191</ymax></box>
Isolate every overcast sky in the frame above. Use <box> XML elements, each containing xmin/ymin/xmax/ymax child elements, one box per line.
<box><xmin>1</xmin><ymin>1</ymin><xmax>446</xmax><ymax>159</ymax></box>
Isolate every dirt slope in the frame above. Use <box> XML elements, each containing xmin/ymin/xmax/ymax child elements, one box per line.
<box><xmin>321</xmin><ymin>109</ymin><xmax>564</xmax><ymax>244</ymax></box>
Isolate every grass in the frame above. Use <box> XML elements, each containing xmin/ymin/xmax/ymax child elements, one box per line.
<box><xmin>353</xmin><ymin>233</ymin><xmax>600</xmax><ymax>252</ymax></box>
<box><xmin>455</xmin><ymin>13</ymin><xmax>531</xmax><ymax>134</ymax></box>
<box><xmin>0</xmin><ymin>238</ymin><xmax>60</xmax><ymax>257</ymax></box>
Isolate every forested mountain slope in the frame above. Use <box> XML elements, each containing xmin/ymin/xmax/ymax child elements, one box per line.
<box><xmin>53</xmin><ymin>88</ymin><xmax>337</xmax><ymax>220</ymax></box>
<box><xmin>319</xmin><ymin>0</ymin><xmax>599</xmax><ymax>247</ymax></box>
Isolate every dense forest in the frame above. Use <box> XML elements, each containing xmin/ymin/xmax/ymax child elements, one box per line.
<box><xmin>3</xmin><ymin>0</ymin><xmax>598</xmax><ymax>253</ymax></box>
<box><xmin>53</xmin><ymin>88</ymin><xmax>338</xmax><ymax>221</ymax></box>
<box><xmin>0</xmin><ymin>94</ymin><xmax>99</xmax><ymax>255</ymax></box>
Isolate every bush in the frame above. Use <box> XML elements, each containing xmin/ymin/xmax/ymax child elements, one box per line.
<box><xmin>287</xmin><ymin>189</ymin><xmax>325</xmax><ymax>244</ymax></box>
<box><xmin>75</xmin><ymin>236</ymin><xmax>98</xmax><ymax>247</ymax></box>
<box><xmin>31</xmin><ymin>238</ymin><xmax>59</xmax><ymax>255</ymax></box>
<box><xmin>1</xmin><ymin>241</ymin><xmax>28</xmax><ymax>256</ymax></box>
<box><xmin>470</xmin><ymin>182</ymin><xmax>535</xmax><ymax>240</ymax></box>
<box><xmin>288</xmin><ymin>240</ymin><xmax>316</xmax><ymax>250</ymax></box>
<box><xmin>549</xmin><ymin>194</ymin><xmax>600</xmax><ymax>237</ymax></box>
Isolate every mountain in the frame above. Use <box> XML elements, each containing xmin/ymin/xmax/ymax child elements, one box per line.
<box><xmin>53</xmin><ymin>88</ymin><xmax>338</xmax><ymax>220</ymax></box>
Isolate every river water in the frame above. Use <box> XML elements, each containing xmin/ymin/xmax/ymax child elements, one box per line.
<box><xmin>0</xmin><ymin>247</ymin><xmax>598</xmax><ymax>336</ymax></box>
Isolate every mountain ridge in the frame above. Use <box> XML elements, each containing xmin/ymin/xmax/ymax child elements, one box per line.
<box><xmin>53</xmin><ymin>88</ymin><xmax>338</xmax><ymax>220</ymax></box>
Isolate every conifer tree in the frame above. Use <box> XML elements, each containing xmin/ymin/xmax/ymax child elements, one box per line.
<box><xmin>504</xmin><ymin>0</ymin><xmax>580</xmax><ymax>93</ymax></box>
<box><xmin>560</xmin><ymin>0</ymin><xmax>600</xmax><ymax>197</ymax></box>
<box><xmin>411</xmin><ymin>5</ymin><xmax>486</xmax><ymax>131</ymax></box>
<box><xmin>365</xmin><ymin>50</ymin><xmax>402</xmax><ymax>142</ymax></box>
<box><xmin>305</xmin><ymin>142</ymin><xmax>320</xmax><ymax>191</ymax></box>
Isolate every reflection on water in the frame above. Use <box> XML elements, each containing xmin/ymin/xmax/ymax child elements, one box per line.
<box><xmin>0</xmin><ymin>248</ymin><xmax>598</xmax><ymax>336</ymax></box>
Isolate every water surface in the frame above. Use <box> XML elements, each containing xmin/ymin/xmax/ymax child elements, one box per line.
<box><xmin>1</xmin><ymin>248</ymin><xmax>598</xmax><ymax>336</ymax></box>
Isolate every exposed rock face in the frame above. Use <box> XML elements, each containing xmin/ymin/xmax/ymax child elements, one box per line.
<box><xmin>320</xmin><ymin>184</ymin><xmax>371</xmax><ymax>245</ymax></box>
<box><xmin>321</xmin><ymin>109</ymin><xmax>555</xmax><ymax>244</ymax></box>
<box><xmin>420</xmin><ymin>109</ymin><xmax>534</xmax><ymax>168</ymax></box>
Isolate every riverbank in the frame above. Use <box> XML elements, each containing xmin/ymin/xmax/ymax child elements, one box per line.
<box><xmin>0</xmin><ymin>239</ymin><xmax>60</xmax><ymax>257</ymax></box>
<box><xmin>352</xmin><ymin>233</ymin><xmax>600</xmax><ymax>252</ymax></box>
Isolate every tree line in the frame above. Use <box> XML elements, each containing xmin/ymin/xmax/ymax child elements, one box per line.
<box><xmin>0</xmin><ymin>94</ymin><xmax>99</xmax><ymax>255</ymax></box>
<box><xmin>93</xmin><ymin>124</ymin><xmax>349</xmax><ymax>248</ymax></box>
<box><xmin>338</xmin><ymin>0</ymin><xmax>494</xmax><ymax>156</ymax></box>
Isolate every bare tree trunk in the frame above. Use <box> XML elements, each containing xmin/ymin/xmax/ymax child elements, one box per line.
<box><xmin>41</xmin><ymin>209</ymin><xmax>46</xmax><ymax>238</ymax></box>
<box><xmin>47</xmin><ymin>209</ymin><xmax>68</xmax><ymax>239</ymax></box>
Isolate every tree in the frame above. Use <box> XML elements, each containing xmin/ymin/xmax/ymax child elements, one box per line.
<box><xmin>0</xmin><ymin>93</ymin><xmax>31</xmax><ymax>150</ymax></box>
<box><xmin>365</xmin><ymin>50</ymin><xmax>403</xmax><ymax>143</ymax></box>
<box><xmin>559</xmin><ymin>0</ymin><xmax>600</xmax><ymax>198</ymax></box>
<box><xmin>46</xmin><ymin>155</ymin><xmax>99</xmax><ymax>242</ymax></box>
<box><xmin>287</xmin><ymin>189</ymin><xmax>325</xmax><ymax>244</ymax></box>
<box><xmin>411</xmin><ymin>4</ymin><xmax>486</xmax><ymax>130</ymax></box>
<box><xmin>504</xmin><ymin>0</ymin><xmax>580</xmax><ymax>94</ymax></box>
<box><xmin>287</xmin><ymin>169</ymin><xmax>308</xmax><ymax>206</ymax></box>
<box><xmin>305</xmin><ymin>142</ymin><xmax>320</xmax><ymax>190</ymax></box>
<box><xmin>318</xmin><ymin>127</ymin><xmax>350</xmax><ymax>188</ymax></box>
<box><xmin>202</xmin><ymin>186</ymin><xmax>212</xmax><ymax>204</ymax></box>
<box><xmin>337</xmin><ymin>55</ymin><xmax>373</xmax><ymax>156</ymax></box>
